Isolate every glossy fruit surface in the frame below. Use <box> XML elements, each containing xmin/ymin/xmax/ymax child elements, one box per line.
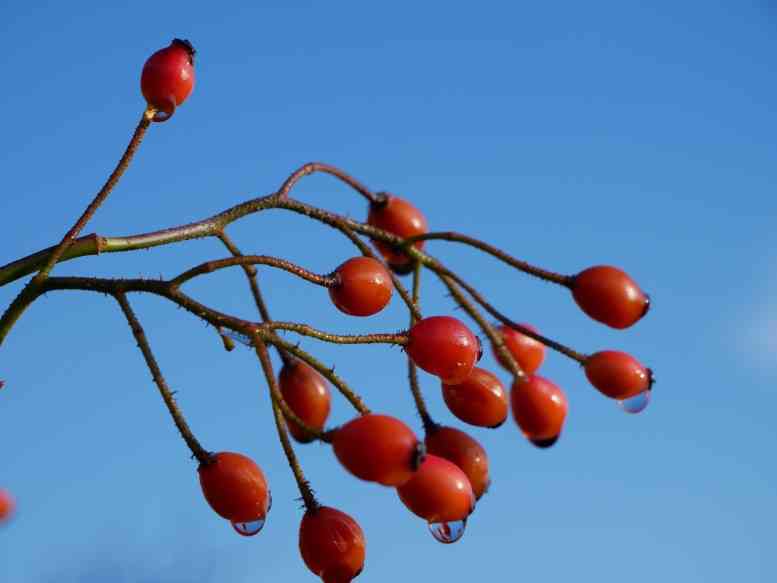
<box><xmin>572</xmin><ymin>265</ymin><xmax>649</xmax><ymax>329</ymax></box>
<box><xmin>329</xmin><ymin>256</ymin><xmax>392</xmax><ymax>317</ymax></box>
<box><xmin>198</xmin><ymin>452</ymin><xmax>271</xmax><ymax>522</ymax></box>
<box><xmin>367</xmin><ymin>195</ymin><xmax>428</xmax><ymax>271</ymax></box>
<box><xmin>0</xmin><ymin>489</ymin><xmax>15</xmax><ymax>522</ymax></box>
<box><xmin>425</xmin><ymin>426</ymin><xmax>490</xmax><ymax>499</ymax></box>
<box><xmin>511</xmin><ymin>375</ymin><xmax>568</xmax><ymax>443</ymax></box>
<box><xmin>397</xmin><ymin>454</ymin><xmax>475</xmax><ymax>522</ymax></box>
<box><xmin>279</xmin><ymin>359</ymin><xmax>331</xmax><ymax>443</ymax></box>
<box><xmin>441</xmin><ymin>367</ymin><xmax>508</xmax><ymax>428</ymax></box>
<box><xmin>332</xmin><ymin>414</ymin><xmax>422</xmax><ymax>486</ymax></box>
<box><xmin>140</xmin><ymin>39</ymin><xmax>195</xmax><ymax>121</ymax></box>
<box><xmin>299</xmin><ymin>506</ymin><xmax>365</xmax><ymax>582</ymax></box>
<box><xmin>584</xmin><ymin>350</ymin><xmax>651</xmax><ymax>399</ymax></box>
<box><xmin>407</xmin><ymin>316</ymin><xmax>479</xmax><ymax>384</ymax></box>
<box><xmin>493</xmin><ymin>323</ymin><xmax>545</xmax><ymax>374</ymax></box>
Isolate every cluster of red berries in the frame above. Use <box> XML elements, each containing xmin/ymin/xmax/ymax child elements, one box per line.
<box><xmin>183</xmin><ymin>187</ymin><xmax>650</xmax><ymax>581</ymax></box>
<box><xmin>0</xmin><ymin>40</ymin><xmax>653</xmax><ymax>582</ymax></box>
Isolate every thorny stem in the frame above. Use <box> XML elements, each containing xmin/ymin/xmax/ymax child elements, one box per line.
<box><xmin>217</xmin><ymin>232</ymin><xmax>292</xmax><ymax>366</ymax></box>
<box><xmin>266</xmin><ymin>333</ymin><xmax>371</xmax><ymax>415</ymax></box>
<box><xmin>253</xmin><ymin>337</ymin><xmax>330</xmax><ymax>443</ymax></box>
<box><xmin>408</xmin><ymin>262</ymin><xmax>435</xmax><ymax>431</ymax></box>
<box><xmin>438</xmin><ymin>274</ymin><xmax>527</xmax><ymax>383</ymax></box>
<box><xmin>171</xmin><ymin>255</ymin><xmax>337</xmax><ymax>288</ymax></box>
<box><xmin>277</xmin><ymin>161</ymin><xmax>380</xmax><ymax>204</ymax></box>
<box><xmin>403</xmin><ymin>231</ymin><xmax>573</xmax><ymax>287</ymax></box>
<box><xmin>113</xmin><ymin>292</ymin><xmax>210</xmax><ymax>464</ymax></box>
<box><xmin>255</xmin><ymin>339</ymin><xmax>319</xmax><ymax>511</ymax></box>
<box><xmin>0</xmin><ymin>111</ymin><xmax>154</xmax><ymax>347</ymax></box>
<box><xmin>436</xmin><ymin>267</ymin><xmax>587</xmax><ymax>363</ymax></box>
<box><xmin>267</xmin><ymin>321</ymin><xmax>407</xmax><ymax>347</ymax></box>
<box><xmin>219</xmin><ymin>233</ymin><xmax>319</xmax><ymax>508</ymax></box>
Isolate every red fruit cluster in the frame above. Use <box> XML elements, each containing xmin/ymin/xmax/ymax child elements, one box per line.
<box><xmin>198</xmin><ymin>452</ymin><xmax>271</xmax><ymax>534</ymax></box>
<box><xmin>329</xmin><ymin>256</ymin><xmax>393</xmax><ymax>316</ymax></box>
<box><xmin>279</xmin><ymin>359</ymin><xmax>331</xmax><ymax>443</ymax></box>
<box><xmin>140</xmin><ymin>39</ymin><xmax>195</xmax><ymax>122</ymax></box>
<box><xmin>299</xmin><ymin>506</ymin><xmax>365</xmax><ymax>583</ymax></box>
<box><xmin>367</xmin><ymin>195</ymin><xmax>428</xmax><ymax>273</ymax></box>
<box><xmin>406</xmin><ymin>316</ymin><xmax>480</xmax><ymax>384</ymax></box>
<box><xmin>332</xmin><ymin>414</ymin><xmax>422</xmax><ymax>486</ymax></box>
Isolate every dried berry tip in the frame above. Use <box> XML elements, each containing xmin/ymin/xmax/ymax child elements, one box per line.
<box><xmin>529</xmin><ymin>436</ymin><xmax>559</xmax><ymax>449</ymax></box>
<box><xmin>172</xmin><ymin>38</ymin><xmax>196</xmax><ymax>62</ymax></box>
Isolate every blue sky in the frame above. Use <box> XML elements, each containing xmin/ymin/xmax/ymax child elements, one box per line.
<box><xmin>1</xmin><ymin>1</ymin><xmax>775</xmax><ymax>581</ymax></box>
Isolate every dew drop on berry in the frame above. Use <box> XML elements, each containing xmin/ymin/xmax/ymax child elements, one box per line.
<box><xmin>428</xmin><ymin>518</ymin><xmax>467</xmax><ymax>544</ymax></box>
<box><xmin>618</xmin><ymin>390</ymin><xmax>651</xmax><ymax>414</ymax></box>
<box><xmin>231</xmin><ymin>517</ymin><xmax>266</xmax><ymax>536</ymax></box>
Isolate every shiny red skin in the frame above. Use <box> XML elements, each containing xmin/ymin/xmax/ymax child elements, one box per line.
<box><xmin>425</xmin><ymin>427</ymin><xmax>490</xmax><ymax>500</ymax></box>
<box><xmin>511</xmin><ymin>375</ymin><xmax>568</xmax><ymax>441</ymax></box>
<box><xmin>332</xmin><ymin>414</ymin><xmax>421</xmax><ymax>486</ymax></box>
<box><xmin>0</xmin><ymin>489</ymin><xmax>15</xmax><ymax>522</ymax></box>
<box><xmin>572</xmin><ymin>265</ymin><xmax>649</xmax><ymax>329</ymax></box>
<box><xmin>396</xmin><ymin>454</ymin><xmax>475</xmax><ymax>523</ymax></box>
<box><xmin>367</xmin><ymin>195</ymin><xmax>428</xmax><ymax>269</ymax></box>
<box><xmin>493</xmin><ymin>323</ymin><xmax>545</xmax><ymax>374</ymax></box>
<box><xmin>299</xmin><ymin>506</ymin><xmax>366</xmax><ymax>582</ymax></box>
<box><xmin>140</xmin><ymin>39</ymin><xmax>195</xmax><ymax>119</ymax></box>
<box><xmin>441</xmin><ymin>367</ymin><xmax>508</xmax><ymax>428</ymax></box>
<box><xmin>584</xmin><ymin>350</ymin><xmax>651</xmax><ymax>399</ymax></box>
<box><xmin>279</xmin><ymin>360</ymin><xmax>331</xmax><ymax>443</ymax></box>
<box><xmin>329</xmin><ymin>256</ymin><xmax>393</xmax><ymax>317</ymax></box>
<box><xmin>407</xmin><ymin>316</ymin><xmax>479</xmax><ymax>384</ymax></box>
<box><xmin>198</xmin><ymin>452</ymin><xmax>271</xmax><ymax>522</ymax></box>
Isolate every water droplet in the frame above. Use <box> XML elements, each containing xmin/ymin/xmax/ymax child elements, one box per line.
<box><xmin>618</xmin><ymin>390</ymin><xmax>651</xmax><ymax>414</ymax></box>
<box><xmin>529</xmin><ymin>435</ymin><xmax>558</xmax><ymax>449</ymax></box>
<box><xmin>428</xmin><ymin>519</ymin><xmax>467</xmax><ymax>544</ymax></box>
<box><xmin>231</xmin><ymin>516</ymin><xmax>266</xmax><ymax>536</ymax></box>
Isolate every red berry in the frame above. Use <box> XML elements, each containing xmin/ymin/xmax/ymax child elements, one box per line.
<box><xmin>0</xmin><ymin>489</ymin><xmax>15</xmax><ymax>522</ymax></box>
<box><xmin>584</xmin><ymin>350</ymin><xmax>652</xmax><ymax>399</ymax></box>
<box><xmin>329</xmin><ymin>256</ymin><xmax>393</xmax><ymax>317</ymax></box>
<box><xmin>407</xmin><ymin>316</ymin><xmax>479</xmax><ymax>384</ymax></box>
<box><xmin>493</xmin><ymin>323</ymin><xmax>545</xmax><ymax>374</ymax></box>
<box><xmin>441</xmin><ymin>367</ymin><xmax>508</xmax><ymax>428</ymax></box>
<box><xmin>425</xmin><ymin>426</ymin><xmax>490</xmax><ymax>500</ymax></box>
<box><xmin>279</xmin><ymin>359</ymin><xmax>331</xmax><ymax>443</ymax></box>
<box><xmin>571</xmin><ymin>265</ymin><xmax>649</xmax><ymax>329</ymax></box>
<box><xmin>511</xmin><ymin>375</ymin><xmax>568</xmax><ymax>447</ymax></box>
<box><xmin>198</xmin><ymin>452</ymin><xmax>271</xmax><ymax>523</ymax></box>
<box><xmin>396</xmin><ymin>455</ymin><xmax>475</xmax><ymax>523</ymax></box>
<box><xmin>367</xmin><ymin>194</ymin><xmax>428</xmax><ymax>272</ymax></box>
<box><xmin>332</xmin><ymin>414</ymin><xmax>423</xmax><ymax>486</ymax></box>
<box><xmin>140</xmin><ymin>39</ymin><xmax>195</xmax><ymax>122</ymax></box>
<box><xmin>299</xmin><ymin>506</ymin><xmax>366</xmax><ymax>582</ymax></box>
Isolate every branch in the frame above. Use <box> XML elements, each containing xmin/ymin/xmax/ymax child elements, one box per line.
<box><xmin>0</xmin><ymin>111</ymin><xmax>154</xmax><ymax>345</ymax></box>
<box><xmin>114</xmin><ymin>292</ymin><xmax>210</xmax><ymax>464</ymax></box>
<box><xmin>171</xmin><ymin>255</ymin><xmax>337</xmax><ymax>288</ymax></box>
<box><xmin>277</xmin><ymin>161</ymin><xmax>379</xmax><ymax>204</ymax></box>
<box><xmin>254</xmin><ymin>339</ymin><xmax>319</xmax><ymax>510</ymax></box>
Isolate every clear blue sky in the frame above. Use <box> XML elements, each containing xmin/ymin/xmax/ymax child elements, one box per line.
<box><xmin>1</xmin><ymin>1</ymin><xmax>775</xmax><ymax>581</ymax></box>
